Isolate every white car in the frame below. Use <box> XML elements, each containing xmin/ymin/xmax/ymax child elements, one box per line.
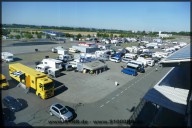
<box><xmin>109</xmin><ymin>57</ymin><xmax>121</xmax><ymax>63</ymax></box>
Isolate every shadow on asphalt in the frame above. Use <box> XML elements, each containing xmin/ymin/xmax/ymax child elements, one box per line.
<box><xmin>2</xmin><ymin>108</ymin><xmax>16</xmax><ymax>122</ymax></box>
<box><xmin>65</xmin><ymin>106</ymin><xmax>77</xmax><ymax>121</ymax></box>
<box><xmin>7</xmin><ymin>79</ymin><xmax>18</xmax><ymax>89</ymax></box>
<box><xmin>14</xmin><ymin>57</ymin><xmax>22</xmax><ymax>62</ymax></box>
<box><xmin>12</xmin><ymin>42</ymin><xmax>58</xmax><ymax>46</ymax></box>
<box><xmin>54</xmin><ymin>80</ymin><xmax>68</xmax><ymax>97</ymax></box>
<box><xmin>17</xmin><ymin>98</ymin><xmax>28</xmax><ymax>110</ymax></box>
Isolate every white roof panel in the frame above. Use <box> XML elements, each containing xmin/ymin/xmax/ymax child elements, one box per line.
<box><xmin>143</xmin><ymin>67</ymin><xmax>190</xmax><ymax>115</ymax></box>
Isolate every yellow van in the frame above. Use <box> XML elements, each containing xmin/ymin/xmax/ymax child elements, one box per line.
<box><xmin>0</xmin><ymin>74</ymin><xmax>9</xmax><ymax>89</ymax></box>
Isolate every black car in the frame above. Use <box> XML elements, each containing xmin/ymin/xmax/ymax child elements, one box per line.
<box><xmin>3</xmin><ymin>96</ymin><xmax>23</xmax><ymax>112</ymax></box>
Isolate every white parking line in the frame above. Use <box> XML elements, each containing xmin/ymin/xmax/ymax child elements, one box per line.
<box><xmin>106</xmin><ymin>101</ymin><xmax>110</xmax><ymax>104</ymax></box>
<box><xmin>112</xmin><ymin>97</ymin><xmax>115</xmax><ymax>100</ymax></box>
<box><xmin>100</xmin><ymin>105</ymin><xmax>104</xmax><ymax>108</ymax></box>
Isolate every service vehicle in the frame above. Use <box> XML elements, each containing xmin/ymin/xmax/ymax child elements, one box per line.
<box><xmin>49</xmin><ymin>103</ymin><xmax>73</xmax><ymax>122</ymax></box>
<box><xmin>0</xmin><ymin>74</ymin><xmax>9</xmax><ymax>89</ymax></box>
<box><xmin>9</xmin><ymin>63</ymin><xmax>54</xmax><ymax>99</ymax></box>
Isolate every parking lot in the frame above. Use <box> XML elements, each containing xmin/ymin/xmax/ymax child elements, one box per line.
<box><xmin>1</xmin><ymin>37</ymin><xmax>190</xmax><ymax>126</ymax></box>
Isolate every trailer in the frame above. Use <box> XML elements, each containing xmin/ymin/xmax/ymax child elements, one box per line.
<box><xmin>1</xmin><ymin>52</ymin><xmax>14</xmax><ymax>62</ymax></box>
<box><xmin>9</xmin><ymin>63</ymin><xmax>54</xmax><ymax>99</ymax></box>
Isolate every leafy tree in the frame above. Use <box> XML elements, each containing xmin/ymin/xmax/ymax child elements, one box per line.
<box><xmin>2</xmin><ymin>29</ymin><xmax>10</xmax><ymax>36</ymax></box>
<box><xmin>46</xmin><ymin>34</ymin><xmax>51</xmax><ymax>39</ymax></box>
<box><xmin>15</xmin><ymin>35</ymin><xmax>21</xmax><ymax>39</ymax></box>
<box><xmin>24</xmin><ymin>33</ymin><xmax>33</xmax><ymax>39</ymax></box>
<box><xmin>37</xmin><ymin>33</ymin><xmax>42</xmax><ymax>39</ymax></box>
<box><xmin>77</xmin><ymin>33</ymin><xmax>82</xmax><ymax>39</ymax></box>
<box><xmin>110</xmin><ymin>33</ymin><xmax>113</xmax><ymax>38</ymax></box>
<box><xmin>9</xmin><ymin>34</ymin><xmax>14</xmax><ymax>39</ymax></box>
<box><xmin>65</xmin><ymin>33</ymin><xmax>71</xmax><ymax>37</ymax></box>
<box><xmin>87</xmin><ymin>34</ymin><xmax>91</xmax><ymax>38</ymax></box>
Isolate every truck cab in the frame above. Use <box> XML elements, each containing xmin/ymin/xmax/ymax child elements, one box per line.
<box><xmin>36</xmin><ymin>77</ymin><xmax>54</xmax><ymax>99</ymax></box>
<box><xmin>0</xmin><ymin>74</ymin><xmax>9</xmax><ymax>89</ymax></box>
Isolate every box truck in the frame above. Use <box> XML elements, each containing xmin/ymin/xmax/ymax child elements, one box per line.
<box><xmin>9</xmin><ymin>63</ymin><xmax>54</xmax><ymax>99</ymax></box>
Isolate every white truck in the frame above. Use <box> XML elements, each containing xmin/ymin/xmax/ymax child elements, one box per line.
<box><xmin>57</xmin><ymin>49</ymin><xmax>69</xmax><ymax>55</ymax></box>
<box><xmin>35</xmin><ymin>64</ymin><xmax>61</xmax><ymax>78</ymax></box>
<box><xmin>1</xmin><ymin>52</ymin><xmax>14</xmax><ymax>62</ymax></box>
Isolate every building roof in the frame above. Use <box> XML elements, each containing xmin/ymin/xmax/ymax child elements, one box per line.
<box><xmin>82</xmin><ymin>60</ymin><xmax>107</xmax><ymax>70</ymax></box>
<box><xmin>160</xmin><ymin>44</ymin><xmax>191</xmax><ymax>66</ymax></box>
<box><xmin>143</xmin><ymin>67</ymin><xmax>190</xmax><ymax>115</ymax></box>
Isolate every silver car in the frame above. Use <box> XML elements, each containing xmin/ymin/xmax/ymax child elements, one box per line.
<box><xmin>49</xmin><ymin>103</ymin><xmax>73</xmax><ymax>122</ymax></box>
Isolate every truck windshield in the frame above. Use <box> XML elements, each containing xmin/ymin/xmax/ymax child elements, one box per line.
<box><xmin>44</xmin><ymin>83</ymin><xmax>53</xmax><ymax>90</ymax></box>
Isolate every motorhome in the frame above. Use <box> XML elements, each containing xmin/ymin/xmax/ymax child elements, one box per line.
<box><xmin>1</xmin><ymin>52</ymin><xmax>14</xmax><ymax>62</ymax></box>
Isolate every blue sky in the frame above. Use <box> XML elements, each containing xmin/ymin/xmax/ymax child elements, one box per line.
<box><xmin>2</xmin><ymin>2</ymin><xmax>190</xmax><ymax>32</ymax></box>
